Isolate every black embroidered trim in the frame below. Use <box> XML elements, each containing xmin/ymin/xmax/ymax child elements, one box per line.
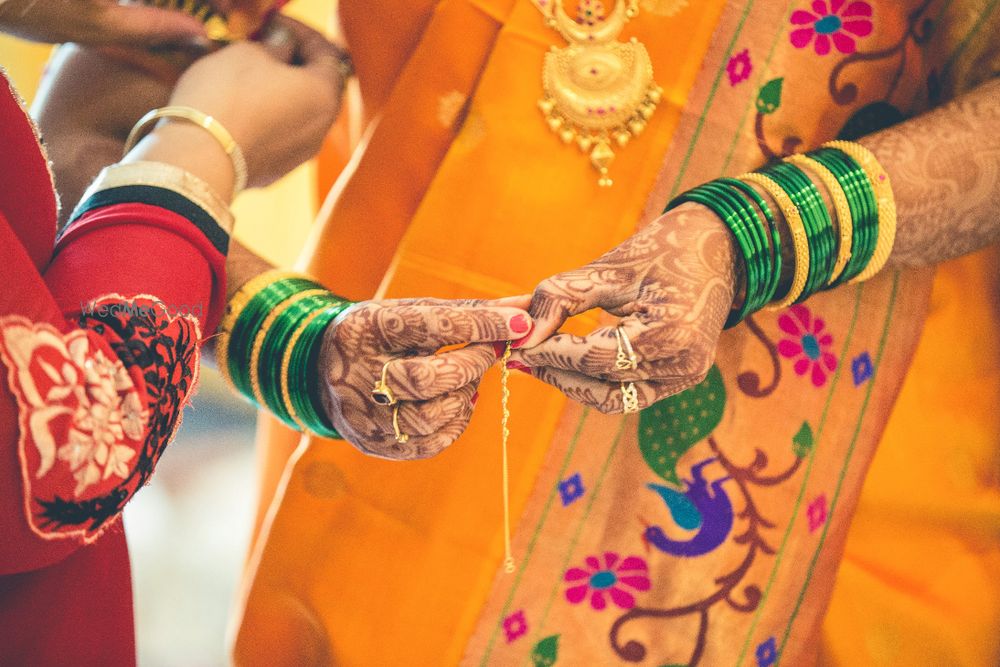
<box><xmin>35</xmin><ymin>299</ymin><xmax>199</xmax><ymax>533</ymax></box>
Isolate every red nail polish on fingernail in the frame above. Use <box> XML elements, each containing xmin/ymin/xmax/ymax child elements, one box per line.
<box><xmin>511</xmin><ymin>322</ymin><xmax>535</xmax><ymax>348</ymax></box>
<box><xmin>506</xmin><ymin>360</ymin><xmax>532</xmax><ymax>375</ymax></box>
<box><xmin>509</xmin><ymin>314</ymin><xmax>531</xmax><ymax>334</ymax></box>
<box><xmin>492</xmin><ymin>341</ymin><xmax>507</xmax><ymax>358</ymax></box>
<box><xmin>472</xmin><ymin>391</ymin><xmax>480</xmax><ymax>405</ymax></box>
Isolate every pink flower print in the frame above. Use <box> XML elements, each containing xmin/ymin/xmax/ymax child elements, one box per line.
<box><xmin>727</xmin><ymin>48</ymin><xmax>753</xmax><ymax>86</ymax></box>
<box><xmin>503</xmin><ymin>610</ymin><xmax>528</xmax><ymax>643</ymax></box>
<box><xmin>807</xmin><ymin>494</ymin><xmax>828</xmax><ymax>532</ymax></box>
<box><xmin>790</xmin><ymin>0</ymin><xmax>873</xmax><ymax>55</ymax></box>
<box><xmin>564</xmin><ymin>552</ymin><xmax>650</xmax><ymax>611</ymax></box>
<box><xmin>778</xmin><ymin>304</ymin><xmax>838</xmax><ymax>387</ymax></box>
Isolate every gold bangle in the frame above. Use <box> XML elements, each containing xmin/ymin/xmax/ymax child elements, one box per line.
<box><xmin>821</xmin><ymin>140</ymin><xmax>896</xmax><ymax>283</ymax></box>
<box><xmin>785</xmin><ymin>154</ymin><xmax>854</xmax><ymax>286</ymax></box>
<box><xmin>738</xmin><ymin>173</ymin><xmax>811</xmax><ymax>308</ymax></box>
<box><xmin>124</xmin><ymin>106</ymin><xmax>249</xmax><ymax>194</ymax></box>
<box><xmin>216</xmin><ymin>270</ymin><xmax>308</xmax><ymax>388</ymax></box>
<box><xmin>248</xmin><ymin>289</ymin><xmax>330</xmax><ymax>409</ymax></box>
<box><xmin>279</xmin><ymin>306</ymin><xmax>331</xmax><ymax>436</ymax></box>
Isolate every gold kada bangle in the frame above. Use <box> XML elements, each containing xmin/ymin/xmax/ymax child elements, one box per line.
<box><xmin>125</xmin><ymin>106</ymin><xmax>249</xmax><ymax>194</ymax></box>
<box><xmin>738</xmin><ymin>173</ymin><xmax>811</xmax><ymax>308</ymax></box>
<box><xmin>821</xmin><ymin>140</ymin><xmax>896</xmax><ymax>283</ymax></box>
<box><xmin>784</xmin><ymin>154</ymin><xmax>854</xmax><ymax>286</ymax></box>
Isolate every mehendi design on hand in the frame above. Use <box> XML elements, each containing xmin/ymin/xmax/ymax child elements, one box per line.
<box><xmin>512</xmin><ymin>204</ymin><xmax>738</xmax><ymax>412</ymax></box>
<box><xmin>317</xmin><ymin>299</ymin><xmax>530</xmax><ymax>460</ymax></box>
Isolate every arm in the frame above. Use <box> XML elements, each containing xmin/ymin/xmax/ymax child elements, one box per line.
<box><xmin>864</xmin><ymin>77</ymin><xmax>1000</xmax><ymax>268</ymax></box>
<box><xmin>510</xmin><ymin>77</ymin><xmax>1000</xmax><ymax>409</ymax></box>
<box><xmin>0</xmin><ymin>19</ymin><xmax>344</xmax><ymax>571</ymax></box>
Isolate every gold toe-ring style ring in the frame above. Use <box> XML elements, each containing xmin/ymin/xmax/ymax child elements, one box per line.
<box><xmin>614</xmin><ymin>325</ymin><xmax>639</xmax><ymax>371</ymax></box>
<box><xmin>392</xmin><ymin>404</ymin><xmax>409</xmax><ymax>444</ymax></box>
<box><xmin>621</xmin><ymin>382</ymin><xmax>639</xmax><ymax>415</ymax></box>
<box><xmin>371</xmin><ymin>360</ymin><xmax>397</xmax><ymax>406</ymax></box>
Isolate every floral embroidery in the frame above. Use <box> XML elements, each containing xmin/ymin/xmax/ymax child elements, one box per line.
<box><xmin>727</xmin><ymin>48</ymin><xmax>753</xmax><ymax>86</ymax></box>
<box><xmin>564</xmin><ymin>552</ymin><xmax>650</xmax><ymax>610</ymax></box>
<box><xmin>0</xmin><ymin>295</ymin><xmax>200</xmax><ymax>542</ymax></box>
<box><xmin>756</xmin><ymin>636</ymin><xmax>778</xmax><ymax>667</ymax></box>
<box><xmin>807</xmin><ymin>494</ymin><xmax>828</xmax><ymax>532</ymax></box>
<box><xmin>503</xmin><ymin>610</ymin><xmax>528</xmax><ymax>643</ymax></box>
<box><xmin>790</xmin><ymin>0</ymin><xmax>873</xmax><ymax>55</ymax></box>
<box><xmin>777</xmin><ymin>305</ymin><xmax>838</xmax><ymax>388</ymax></box>
<box><xmin>851</xmin><ymin>351</ymin><xmax>874</xmax><ymax>386</ymax></box>
<box><xmin>558</xmin><ymin>472</ymin><xmax>585</xmax><ymax>506</ymax></box>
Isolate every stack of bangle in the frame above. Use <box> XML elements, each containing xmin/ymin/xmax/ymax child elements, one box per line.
<box><xmin>217</xmin><ymin>270</ymin><xmax>353</xmax><ymax>439</ymax></box>
<box><xmin>667</xmin><ymin>139</ymin><xmax>895</xmax><ymax>327</ymax></box>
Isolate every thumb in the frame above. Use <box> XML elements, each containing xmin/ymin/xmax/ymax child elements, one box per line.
<box><xmin>96</xmin><ymin>5</ymin><xmax>209</xmax><ymax>49</ymax></box>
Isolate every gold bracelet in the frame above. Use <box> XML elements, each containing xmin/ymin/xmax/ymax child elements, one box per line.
<box><xmin>216</xmin><ymin>270</ymin><xmax>306</xmax><ymax>388</ymax></box>
<box><xmin>124</xmin><ymin>106</ymin><xmax>249</xmax><ymax>194</ymax></box>
<box><xmin>738</xmin><ymin>173</ymin><xmax>811</xmax><ymax>308</ymax></box>
<box><xmin>785</xmin><ymin>154</ymin><xmax>854</xmax><ymax>286</ymax></box>
<box><xmin>279</xmin><ymin>307</ymin><xmax>332</xmax><ymax>436</ymax></box>
<box><xmin>248</xmin><ymin>289</ymin><xmax>330</xmax><ymax>409</ymax></box>
<box><xmin>821</xmin><ymin>140</ymin><xmax>896</xmax><ymax>283</ymax></box>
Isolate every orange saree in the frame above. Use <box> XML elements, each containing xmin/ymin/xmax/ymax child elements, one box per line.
<box><xmin>232</xmin><ymin>1</ymin><xmax>1000</xmax><ymax>664</ymax></box>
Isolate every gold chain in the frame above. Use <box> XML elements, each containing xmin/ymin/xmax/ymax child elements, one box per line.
<box><xmin>499</xmin><ymin>342</ymin><xmax>515</xmax><ymax>574</ymax></box>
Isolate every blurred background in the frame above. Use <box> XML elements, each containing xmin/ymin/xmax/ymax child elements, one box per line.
<box><xmin>1</xmin><ymin>1</ymin><xmax>332</xmax><ymax>663</ymax></box>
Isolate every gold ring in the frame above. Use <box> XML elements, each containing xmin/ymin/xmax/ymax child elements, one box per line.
<box><xmin>621</xmin><ymin>382</ymin><xmax>639</xmax><ymax>414</ymax></box>
<box><xmin>371</xmin><ymin>360</ymin><xmax>398</xmax><ymax>406</ymax></box>
<box><xmin>392</xmin><ymin>404</ymin><xmax>409</xmax><ymax>444</ymax></box>
<box><xmin>614</xmin><ymin>325</ymin><xmax>638</xmax><ymax>371</ymax></box>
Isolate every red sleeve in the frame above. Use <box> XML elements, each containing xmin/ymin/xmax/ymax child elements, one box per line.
<box><xmin>0</xmin><ymin>199</ymin><xmax>226</xmax><ymax>574</ymax></box>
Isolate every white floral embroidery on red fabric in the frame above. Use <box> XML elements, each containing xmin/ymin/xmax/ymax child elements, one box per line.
<box><xmin>1</xmin><ymin>293</ymin><xmax>201</xmax><ymax>543</ymax></box>
<box><xmin>0</xmin><ymin>317</ymin><xmax>149</xmax><ymax>539</ymax></box>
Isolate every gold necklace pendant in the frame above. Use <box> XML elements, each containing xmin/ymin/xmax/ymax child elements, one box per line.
<box><xmin>533</xmin><ymin>0</ymin><xmax>663</xmax><ymax>187</ymax></box>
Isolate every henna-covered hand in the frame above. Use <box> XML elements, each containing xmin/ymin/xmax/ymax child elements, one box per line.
<box><xmin>510</xmin><ymin>203</ymin><xmax>737</xmax><ymax>414</ymax></box>
<box><xmin>317</xmin><ymin>298</ymin><xmax>532</xmax><ymax>460</ymax></box>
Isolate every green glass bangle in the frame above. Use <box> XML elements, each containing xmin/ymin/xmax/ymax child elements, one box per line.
<box><xmin>807</xmin><ymin>147</ymin><xmax>878</xmax><ymax>286</ymax></box>
<box><xmin>667</xmin><ymin>185</ymin><xmax>766</xmax><ymax>327</ymax></box>
<box><xmin>760</xmin><ymin>161</ymin><xmax>836</xmax><ymax>302</ymax></box>
<box><xmin>694</xmin><ymin>181</ymin><xmax>773</xmax><ymax>315</ymax></box>
<box><xmin>227</xmin><ymin>277</ymin><xmax>324</xmax><ymax>400</ymax></box>
<box><xmin>717</xmin><ymin>177</ymin><xmax>782</xmax><ymax>306</ymax></box>
<box><xmin>257</xmin><ymin>293</ymin><xmax>339</xmax><ymax>426</ymax></box>
<box><xmin>288</xmin><ymin>305</ymin><xmax>347</xmax><ymax>439</ymax></box>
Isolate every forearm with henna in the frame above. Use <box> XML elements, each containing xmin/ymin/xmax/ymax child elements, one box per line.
<box><xmin>861</xmin><ymin>77</ymin><xmax>1000</xmax><ymax>268</ymax></box>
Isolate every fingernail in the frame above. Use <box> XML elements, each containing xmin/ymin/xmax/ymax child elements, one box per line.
<box><xmin>511</xmin><ymin>322</ymin><xmax>535</xmax><ymax>348</ymax></box>
<box><xmin>471</xmin><ymin>391</ymin><xmax>480</xmax><ymax>406</ymax></box>
<box><xmin>509</xmin><ymin>314</ymin><xmax>532</xmax><ymax>334</ymax></box>
<box><xmin>506</xmin><ymin>360</ymin><xmax>532</xmax><ymax>375</ymax></box>
<box><xmin>492</xmin><ymin>341</ymin><xmax>507</xmax><ymax>359</ymax></box>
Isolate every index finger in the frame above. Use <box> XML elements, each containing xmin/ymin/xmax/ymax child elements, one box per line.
<box><xmin>371</xmin><ymin>304</ymin><xmax>533</xmax><ymax>352</ymax></box>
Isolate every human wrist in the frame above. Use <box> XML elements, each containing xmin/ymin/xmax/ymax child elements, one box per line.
<box><xmin>124</xmin><ymin>120</ymin><xmax>236</xmax><ymax>203</ymax></box>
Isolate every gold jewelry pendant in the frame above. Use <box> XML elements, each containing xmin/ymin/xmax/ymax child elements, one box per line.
<box><xmin>534</xmin><ymin>0</ymin><xmax>663</xmax><ymax>187</ymax></box>
<box><xmin>141</xmin><ymin>0</ymin><xmax>234</xmax><ymax>42</ymax></box>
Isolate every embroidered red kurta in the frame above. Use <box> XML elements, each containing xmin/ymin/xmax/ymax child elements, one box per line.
<box><xmin>0</xmin><ymin>72</ymin><xmax>226</xmax><ymax>665</ymax></box>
